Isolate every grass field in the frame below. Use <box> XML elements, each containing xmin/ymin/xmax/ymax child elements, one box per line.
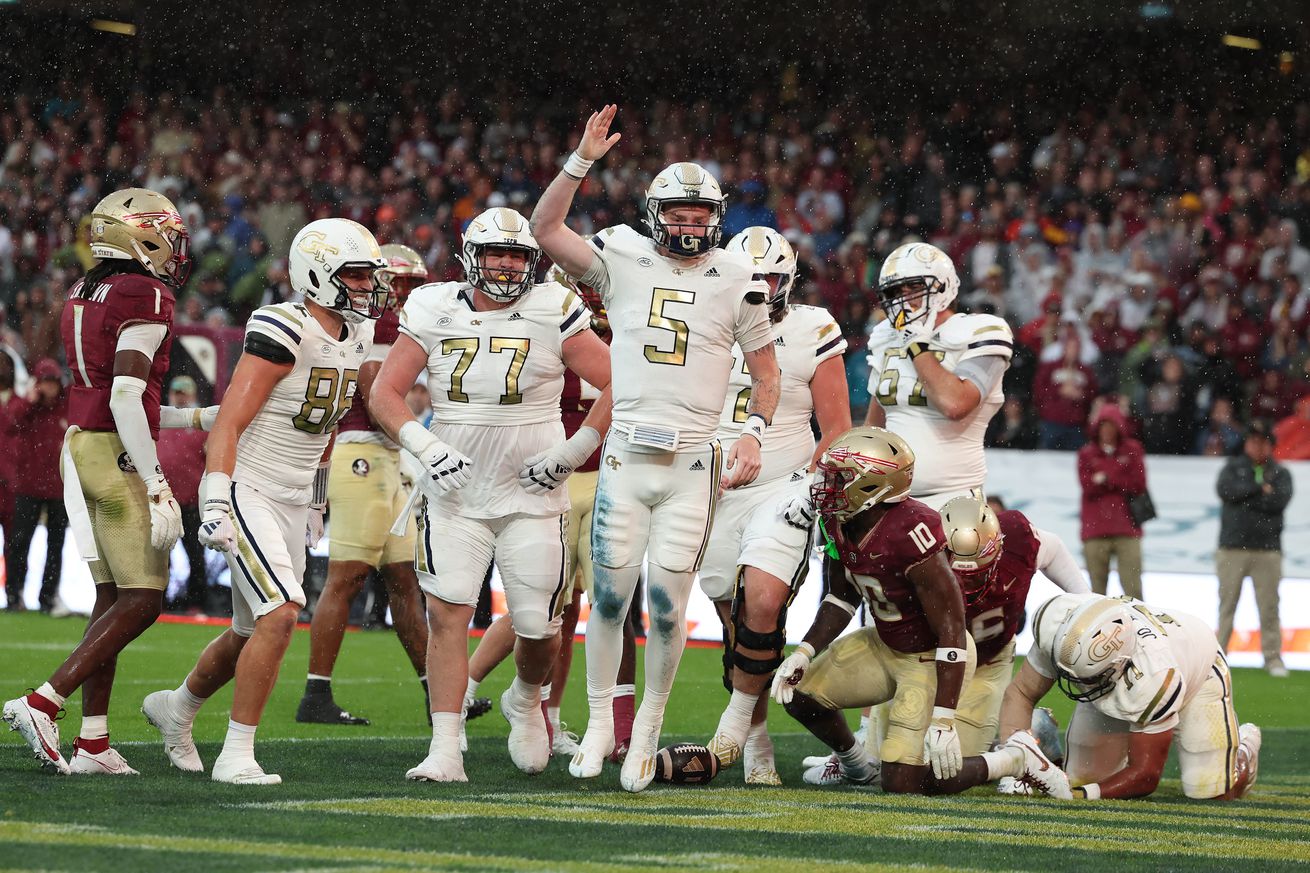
<box><xmin>2</xmin><ymin>611</ymin><xmax>1308</xmax><ymax>872</ymax></box>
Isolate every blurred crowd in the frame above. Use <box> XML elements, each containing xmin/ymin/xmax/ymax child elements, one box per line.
<box><xmin>2</xmin><ymin>77</ymin><xmax>1310</xmax><ymax>471</ymax></box>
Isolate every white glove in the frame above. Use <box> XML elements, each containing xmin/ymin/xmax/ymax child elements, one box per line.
<box><xmin>199</xmin><ymin>405</ymin><xmax>220</xmax><ymax>431</ymax></box>
<box><xmin>923</xmin><ymin>707</ymin><xmax>963</xmax><ymax>781</ymax></box>
<box><xmin>898</xmin><ymin>317</ymin><xmax>936</xmax><ymax>347</ymax></box>
<box><xmin>143</xmin><ymin>475</ymin><xmax>183</xmax><ymax>551</ymax></box>
<box><xmin>399</xmin><ymin>422</ymin><xmax>473</xmax><ymax>497</ymax></box>
<box><xmin>778</xmin><ymin>492</ymin><xmax>816</xmax><ymax>531</ymax></box>
<box><xmin>770</xmin><ymin>642</ymin><xmax>815</xmax><ymax>705</ymax></box>
<box><xmin>398</xmin><ymin>449</ymin><xmax>423</xmax><ymax>489</ymax></box>
<box><xmin>306</xmin><ymin>506</ymin><xmax>325</xmax><ymax>548</ymax></box>
<box><xmin>198</xmin><ymin>472</ymin><xmax>237</xmax><ymax>552</ymax></box>
<box><xmin>307</xmin><ymin>462</ymin><xmax>328</xmax><ymax>548</ymax></box>
<box><xmin>519</xmin><ymin>426</ymin><xmax>601</xmax><ymax>494</ymax></box>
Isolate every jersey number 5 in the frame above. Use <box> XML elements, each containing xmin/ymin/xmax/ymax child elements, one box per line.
<box><xmin>644</xmin><ymin>288</ymin><xmax>695</xmax><ymax>366</ymax></box>
<box><xmin>294</xmin><ymin>367</ymin><xmax>359</xmax><ymax>434</ymax></box>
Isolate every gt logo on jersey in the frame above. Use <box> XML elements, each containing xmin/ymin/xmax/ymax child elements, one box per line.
<box><xmin>605</xmin><ymin>455</ymin><xmax>622</xmax><ymax>470</ymax></box>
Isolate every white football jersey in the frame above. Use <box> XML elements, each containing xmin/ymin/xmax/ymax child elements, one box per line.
<box><xmin>232</xmin><ymin>302</ymin><xmax>374</xmax><ymax>504</ymax></box>
<box><xmin>1027</xmin><ymin>600</ymin><xmax>1221</xmax><ymax>735</ymax></box>
<box><xmin>714</xmin><ymin>304</ymin><xmax>846</xmax><ymax>486</ymax></box>
<box><xmin>399</xmin><ymin>280</ymin><xmax>591</xmax><ymax>518</ymax></box>
<box><xmin>865</xmin><ymin>312</ymin><xmax>1012</xmax><ymax>495</ymax></box>
<box><xmin>587</xmin><ymin>224</ymin><xmax>773</xmax><ymax>449</ymax></box>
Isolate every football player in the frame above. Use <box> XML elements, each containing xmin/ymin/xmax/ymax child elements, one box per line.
<box><xmin>141</xmin><ymin>218</ymin><xmax>383</xmax><ymax>784</ymax></box>
<box><xmin>865</xmin><ymin>243</ymin><xmax>1013</xmax><ymax>510</ymax></box>
<box><xmin>530</xmin><ymin>105</ymin><xmax>781</xmax><ymax>792</ymax></box>
<box><xmin>296</xmin><ymin>243</ymin><xmax>430</xmax><ymax>726</ymax></box>
<box><xmin>772</xmin><ymin>428</ymin><xmax>1068</xmax><ymax>796</ymax></box>
<box><xmin>369</xmin><ymin>207</ymin><xmax>613</xmax><ymax>782</ymax></box>
<box><xmin>701</xmin><ymin>227</ymin><xmax>851</xmax><ymax>785</ymax></box>
<box><xmin>999</xmin><ymin>593</ymin><xmax>1262</xmax><ymax>800</ymax></box>
<box><xmin>3</xmin><ymin>188</ymin><xmax>199</xmax><ymax>775</ymax></box>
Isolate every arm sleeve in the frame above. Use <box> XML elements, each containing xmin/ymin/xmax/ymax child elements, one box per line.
<box><xmin>246</xmin><ymin>307</ymin><xmax>303</xmax><ymax>361</ymax></box>
<box><xmin>1034</xmin><ymin>527</ymin><xmax>1090</xmax><ymax>592</ymax></box>
<box><xmin>108</xmin><ymin>375</ymin><xmax>164</xmax><ymax>486</ymax></box>
<box><xmin>245</xmin><ymin>332</ymin><xmax>297</xmax><ymax>365</ymax></box>
<box><xmin>951</xmin><ymin>354</ymin><xmax>1007</xmax><ymax>397</ymax></box>
<box><xmin>116</xmin><ymin>323</ymin><xmax>168</xmax><ymax>358</ymax></box>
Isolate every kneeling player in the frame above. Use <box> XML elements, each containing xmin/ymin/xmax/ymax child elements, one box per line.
<box><xmin>369</xmin><ymin>207</ymin><xmax>613</xmax><ymax>782</ymax></box>
<box><xmin>772</xmin><ymin>427</ymin><xmax>1067</xmax><ymax>796</ymax></box>
<box><xmin>1000</xmin><ymin>593</ymin><xmax>1261</xmax><ymax>800</ymax></box>
<box><xmin>700</xmin><ymin>226</ymin><xmax>851</xmax><ymax>784</ymax></box>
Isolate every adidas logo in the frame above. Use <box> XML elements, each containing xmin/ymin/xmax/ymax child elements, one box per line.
<box><xmin>774</xmin><ymin>335</ymin><xmax>786</xmax><ymax>346</ymax></box>
<box><xmin>689</xmin><ymin>460</ymin><xmax>706</xmax><ymax>471</ymax></box>
<box><xmin>704</xmin><ymin>267</ymin><xmax>720</xmax><ymax>277</ymax></box>
<box><xmin>791</xmin><ymin>470</ymin><xmax>804</xmax><ymax>482</ymax></box>
<box><xmin>508</xmin><ymin>312</ymin><xmax>523</xmax><ymax>320</ymax></box>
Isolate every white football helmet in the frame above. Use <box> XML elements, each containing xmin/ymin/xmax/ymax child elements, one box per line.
<box><xmin>728</xmin><ymin>227</ymin><xmax>797</xmax><ymax>318</ymax></box>
<box><xmin>643</xmin><ymin>162</ymin><xmax>725</xmax><ymax>257</ymax></box>
<box><xmin>289</xmin><ymin>218</ymin><xmax>387</xmax><ymax>323</ymax></box>
<box><xmin>1036</xmin><ymin>595</ymin><xmax>1137</xmax><ymax>703</ymax></box>
<box><xmin>460</xmin><ymin>207</ymin><xmax>541</xmax><ymax>301</ymax></box>
<box><xmin>876</xmin><ymin>242</ymin><xmax>960</xmax><ymax>331</ymax></box>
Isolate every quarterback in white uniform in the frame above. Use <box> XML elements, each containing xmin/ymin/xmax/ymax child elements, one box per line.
<box><xmin>531</xmin><ymin>104</ymin><xmax>781</xmax><ymax>792</ymax></box>
<box><xmin>700</xmin><ymin>227</ymin><xmax>851</xmax><ymax>784</ymax></box>
<box><xmin>865</xmin><ymin>242</ymin><xmax>1013</xmax><ymax>510</ymax></box>
<box><xmin>142</xmin><ymin>218</ymin><xmax>384</xmax><ymax>784</ymax></box>
<box><xmin>369</xmin><ymin>207</ymin><xmax>613</xmax><ymax>783</ymax></box>
<box><xmin>1001</xmin><ymin>593</ymin><xmax>1262</xmax><ymax>800</ymax></box>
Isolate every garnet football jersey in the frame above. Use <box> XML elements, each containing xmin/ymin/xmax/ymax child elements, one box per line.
<box><xmin>336</xmin><ymin>307</ymin><xmax>400</xmax><ymax>447</ymax></box>
<box><xmin>830</xmin><ymin>497</ymin><xmax>949</xmax><ymax>653</ymax></box>
<box><xmin>62</xmin><ymin>272</ymin><xmax>175</xmax><ymax>438</ymax></box>
<box><xmin>965</xmin><ymin>509</ymin><xmax>1041</xmax><ymax>664</ymax></box>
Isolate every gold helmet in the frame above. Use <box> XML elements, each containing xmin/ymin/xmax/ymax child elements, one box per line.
<box><xmin>810</xmin><ymin>427</ymin><xmax>915</xmax><ymax>521</ymax></box>
<box><xmin>88</xmin><ymin>187</ymin><xmax>191</xmax><ymax>287</ymax></box>
<box><xmin>379</xmin><ymin>243</ymin><xmax>428</xmax><ymax>309</ymax></box>
<box><xmin>940</xmin><ymin>496</ymin><xmax>1005</xmax><ymax>603</ymax></box>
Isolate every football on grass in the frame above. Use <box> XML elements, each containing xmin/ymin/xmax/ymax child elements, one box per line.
<box><xmin>654</xmin><ymin>743</ymin><xmax>720</xmax><ymax>785</ymax></box>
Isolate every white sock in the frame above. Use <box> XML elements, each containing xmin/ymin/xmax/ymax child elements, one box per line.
<box><xmin>80</xmin><ymin>715</ymin><xmax>108</xmax><ymax>740</ymax></box>
<box><xmin>35</xmin><ymin>682</ymin><xmax>65</xmax><ymax>709</ymax></box>
<box><xmin>547</xmin><ymin>706</ymin><xmax>562</xmax><ymax>731</ymax></box>
<box><xmin>836</xmin><ymin>740</ymin><xmax>875</xmax><ymax>777</ymax></box>
<box><xmin>307</xmin><ymin>673</ymin><xmax>331</xmax><ymax>683</ymax></box>
<box><xmin>983</xmin><ymin>747</ymin><xmax>1024</xmax><ymax>780</ymax></box>
<box><xmin>584</xmin><ymin>564</ymin><xmax>641</xmax><ymax>726</ymax></box>
<box><xmin>717</xmin><ymin>689</ymin><xmax>757</xmax><ymax>738</ymax></box>
<box><xmin>858</xmin><ymin>714</ymin><xmax>870</xmax><ymax>732</ymax></box>
<box><xmin>614</xmin><ymin>684</ymin><xmax>635</xmax><ymax>700</ymax></box>
<box><xmin>172</xmin><ymin>682</ymin><xmax>207</xmax><ymax>725</ymax></box>
<box><xmin>632</xmin><ymin>687</ymin><xmax>671</xmax><ymax>746</ymax></box>
<box><xmin>745</xmin><ymin>720</ymin><xmax>773</xmax><ymax>759</ymax></box>
<box><xmin>222</xmin><ymin>720</ymin><xmax>256</xmax><ymax>759</ymax></box>
<box><xmin>430</xmin><ymin>712</ymin><xmax>461</xmax><ymax>757</ymax></box>
<box><xmin>508</xmin><ymin>676</ymin><xmax>541</xmax><ymax>711</ymax></box>
<box><xmin>540</xmin><ymin>683</ymin><xmax>552</xmax><ymax>705</ymax></box>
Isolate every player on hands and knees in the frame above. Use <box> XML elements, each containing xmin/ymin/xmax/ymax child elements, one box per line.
<box><xmin>297</xmin><ymin>243</ymin><xmax>431</xmax><ymax>727</ymax></box>
<box><xmin>700</xmin><ymin>227</ymin><xmax>851</xmax><ymax>784</ymax></box>
<box><xmin>808</xmin><ymin>496</ymin><xmax>1090</xmax><ymax>775</ymax></box>
<box><xmin>3</xmin><ymin>188</ymin><xmax>203</xmax><ymax>776</ymax></box>
<box><xmin>773</xmin><ymin>427</ymin><xmax>1069</xmax><ymax>797</ymax></box>
<box><xmin>142</xmin><ymin>218</ymin><xmax>383</xmax><ymax>785</ymax></box>
<box><xmin>369</xmin><ymin>207</ymin><xmax>613</xmax><ymax>783</ymax></box>
<box><xmin>999</xmin><ymin>593</ymin><xmax>1262</xmax><ymax>800</ymax></box>
<box><xmin>531</xmin><ymin>105</ymin><xmax>781</xmax><ymax>792</ymax></box>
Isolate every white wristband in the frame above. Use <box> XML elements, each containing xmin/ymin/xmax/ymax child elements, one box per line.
<box><xmin>822</xmin><ymin>593</ymin><xmax>857</xmax><ymax>618</ymax></box>
<box><xmin>741</xmin><ymin>413</ymin><xmax>767</xmax><ymax>445</ymax></box>
<box><xmin>1075</xmin><ymin>783</ymin><xmax>1102</xmax><ymax>800</ymax></box>
<box><xmin>935</xmin><ymin>647</ymin><xmax>967</xmax><ymax>664</ymax></box>
<box><xmin>201</xmin><ymin>471</ymin><xmax>232</xmax><ymax>510</ymax></box>
<box><xmin>311</xmin><ymin>461</ymin><xmax>330</xmax><ymax>508</ymax></box>
<box><xmin>563</xmin><ymin>151</ymin><xmax>594</xmax><ymax>179</ymax></box>
<box><xmin>931</xmin><ymin>706</ymin><xmax>956</xmax><ymax>722</ymax></box>
<box><xmin>398</xmin><ymin>420</ymin><xmax>436</xmax><ymax>456</ymax></box>
<box><xmin>795</xmin><ymin>641</ymin><xmax>816</xmax><ymax>660</ymax></box>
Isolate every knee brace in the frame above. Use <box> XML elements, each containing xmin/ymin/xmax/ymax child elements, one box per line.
<box><xmin>728</xmin><ymin>578</ymin><xmax>786</xmax><ymax>676</ymax></box>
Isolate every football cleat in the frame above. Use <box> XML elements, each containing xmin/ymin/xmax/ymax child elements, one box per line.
<box><xmin>1237</xmin><ymin>723</ymin><xmax>1262</xmax><ymax>796</ymax></box>
<box><xmin>501</xmin><ymin>689</ymin><xmax>550</xmax><ymax>775</ymax></box>
<box><xmin>141</xmin><ymin>691</ymin><xmax>203</xmax><ymax>772</ymax></box>
<box><xmin>296</xmin><ymin>692</ymin><xmax>369</xmax><ymax>726</ymax></box>
<box><xmin>552</xmin><ymin>724</ymin><xmax>581</xmax><ymax>757</ymax></box>
<box><xmin>3</xmin><ymin>695</ymin><xmax>69</xmax><ymax>773</ymax></box>
<box><xmin>569</xmin><ymin>726</ymin><xmax>615</xmax><ymax>779</ymax></box>
<box><xmin>802</xmin><ymin>754</ymin><xmax>879</xmax><ymax>787</ymax></box>
<box><xmin>707</xmin><ymin>729</ymin><xmax>744</xmax><ymax>769</ymax></box>
<box><xmin>466</xmin><ymin>696</ymin><xmax>493</xmax><ymax>720</ymax></box>
<box><xmin>801</xmin><ymin>753</ymin><xmax>832</xmax><ymax>768</ymax></box>
<box><xmin>406</xmin><ymin>751</ymin><xmax>467</xmax><ymax>783</ymax></box>
<box><xmin>1006</xmin><ymin>730</ymin><xmax>1072</xmax><ymax>799</ymax></box>
<box><xmin>619</xmin><ymin>721</ymin><xmax>661</xmax><ymax>793</ymax></box>
<box><xmin>996</xmin><ymin>775</ymin><xmax>1032</xmax><ymax>796</ymax></box>
<box><xmin>211</xmin><ymin>756</ymin><xmax>281</xmax><ymax>785</ymax></box>
<box><xmin>68</xmin><ymin>741</ymin><xmax>139</xmax><ymax>776</ymax></box>
<box><xmin>745</xmin><ymin>764</ymin><xmax>782</xmax><ymax>786</ymax></box>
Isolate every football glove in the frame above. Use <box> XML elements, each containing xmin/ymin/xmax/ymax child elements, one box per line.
<box><xmin>198</xmin><ymin>472</ymin><xmax>237</xmax><ymax>552</ymax></box>
<box><xmin>307</xmin><ymin>461</ymin><xmax>328</xmax><ymax>548</ymax></box>
<box><xmin>898</xmin><ymin>317</ymin><xmax>937</xmax><ymax>348</ymax></box>
<box><xmin>399</xmin><ymin>421</ymin><xmax>473</xmax><ymax>497</ymax></box>
<box><xmin>778</xmin><ymin>492</ymin><xmax>816</xmax><ymax>531</ymax></box>
<box><xmin>770</xmin><ymin>642</ymin><xmax>815</xmax><ymax>705</ymax></box>
<box><xmin>519</xmin><ymin>426</ymin><xmax>601</xmax><ymax>494</ymax></box>
<box><xmin>199</xmin><ymin>405</ymin><xmax>220</xmax><ymax>431</ymax></box>
<box><xmin>143</xmin><ymin>475</ymin><xmax>183</xmax><ymax>551</ymax></box>
<box><xmin>923</xmin><ymin>707</ymin><xmax>963</xmax><ymax>781</ymax></box>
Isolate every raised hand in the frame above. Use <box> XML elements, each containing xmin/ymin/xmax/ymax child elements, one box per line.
<box><xmin>578</xmin><ymin>104</ymin><xmax>621</xmax><ymax>161</ymax></box>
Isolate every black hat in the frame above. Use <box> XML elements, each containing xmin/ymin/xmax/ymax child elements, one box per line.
<box><xmin>1246</xmin><ymin>419</ymin><xmax>1276</xmax><ymax>443</ymax></box>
